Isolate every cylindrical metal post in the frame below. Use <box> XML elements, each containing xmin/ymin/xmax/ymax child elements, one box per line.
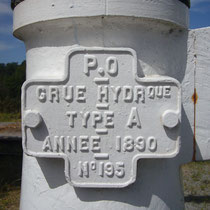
<box><xmin>13</xmin><ymin>1</ymin><xmax>190</xmax><ymax>209</ymax></box>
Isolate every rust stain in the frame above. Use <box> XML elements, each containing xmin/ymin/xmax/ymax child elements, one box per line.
<box><xmin>192</xmin><ymin>88</ymin><xmax>198</xmax><ymax>161</ymax></box>
<box><xmin>192</xmin><ymin>136</ymin><xmax>196</xmax><ymax>161</ymax></box>
<box><xmin>192</xmin><ymin>89</ymin><xmax>198</xmax><ymax>104</ymax></box>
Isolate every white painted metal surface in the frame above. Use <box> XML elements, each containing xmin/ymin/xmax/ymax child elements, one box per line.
<box><xmin>191</xmin><ymin>27</ymin><xmax>210</xmax><ymax>161</ymax></box>
<box><xmin>22</xmin><ymin>47</ymin><xmax>181</xmax><ymax>188</ymax></box>
<box><xmin>13</xmin><ymin>0</ymin><xmax>189</xmax><ymax>31</ymax></box>
<box><xmin>12</xmin><ymin>0</ymin><xmax>210</xmax><ymax>209</ymax></box>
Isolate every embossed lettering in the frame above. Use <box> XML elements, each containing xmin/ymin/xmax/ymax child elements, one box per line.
<box><xmin>148</xmin><ymin>137</ymin><xmax>157</xmax><ymax>152</ymax></box>
<box><xmin>42</xmin><ymin>136</ymin><xmax>102</xmax><ymax>153</ymax></box>
<box><xmin>164</xmin><ymin>86</ymin><xmax>171</xmax><ymax>97</ymax></box>
<box><xmin>76</xmin><ymin>86</ymin><xmax>86</xmax><ymax>102</ymax></box>
<box><xmin>134</xmin><ymin>86</ymin><xmax>145</xmax><ymax>103</ymax></box>
<box><xmin>147</xmin><ymin>86</ymin><xmax>171</xmax><ymax>99</ymax></box>
<box><xmin>115</xmin><ymin>162</ymin><xmax>125</xmax><ymax>178</ymax></box>
<box><xmin>84</xmin><ymin>55</ymin><xmax>97</xmax><ymax>75</ymax></box>
<box><xmin>147</xmin><ymin>86</ymin><xmax>155</xmax><ymax>99</ymax></box>
<box><xmin>104</xmin><ymin>162</ymin><xmax>114</xmax><ymax>177</ymax></box>
<box><xmin>29</xmin><ymin>49</ymin><xmax>179</xmax><ymax>188</ymax></box>
<box><xmin>123</xmin><ymin>136</ymin><xmax>134</xmax><ymax>152</ymax></box>
<box><xmin>123</xmin><ymin>86</ymin><xmax>133</xmax><ymax>102</ymax></box>
<box><xmin>67</xmin><ymin>136</ymin><xmax>77</xmax><ymax>152</ymax></box>
<box><xmin>111</xmin><ymin>86</ymin><xmax>121</xmax><ymax>102</ymax></box>
<box><xmin>99</xmin><ymin>162</ymin><xmax>104</xmax><ymax>177</ymax></box>
<box><xmin>80</xmin><ymin>111</ymin><xmax>90</xmax><ymax>128</ymax></box>
<box><xmin>42</xmin><ymin>136</ymin><xmax>52</xmax><ymax>152</ymax></box>
<box><xmin>136</xmin><ymin>136</ymin><xmax>146</xmax><ymax>151</ymax></box>
<box><xmin>90</xmin><ymin>161</ymin><xmax>96</xmax><ymax>170</ymax></box>
<box><xmin>116</xmin><ymin>136</ymin><xmax>121</xmax><ymax>152</ymax></box>
<box><xmin>104</xmin><ymin>111</ymin><xmax>114</xmax><ymax>128</ymax></box>
<box><xmin>79</xmin><ymin>161</ymin><xmax>125</xmax><ymax>178</ymax></box>
<box><xmin>91</xmin><ymin>136</ymin><xmax>101</xmax><ymax>152</ymax></box>
<box><xmin>63</xmin><ymin>86</ymin><xmax>73</xmax><ymax>102</ymax></box>
<box><xmin>106</xmin><ymin>57</ymin><xmax>118</xmax><ymax>76</ymax></box>
<box><xmin>156</xmin><ymin>86</ymin><xmax>163</xmax><ymax>97</ymax></box>
<box><xmin>54</xmin><ymin>136</ymin><xmax>65</xmax><ymax>152</ymax></box>
<box><xmin>79</xmin><ymin>136</ymin><xmax>89</xmax><ymax>152</ymax></box>
<box><xmin>37</xmin><ymin>86</ymin><xmax>46</xmax><ymax>102</ymax></box>
<box><xmin>49</xmin><ymin>86</ymin><xmax>59</xmax><ymax>102</ymax></box>
<box><xmin>116</xmin><ymin>136</ymin><xmax>157</xmax><ymax>152</ymax></box>
<box><xmin>78</xmin><ymin>161</ymin><xmax>89</xmax><ymax>177</ymax></box>
<box><xmin>98</xmin><ymin>86</ymin><xmax>108</xmax><ymax>102</ymax></box>
<box><xmin>126</xmin><ymin>107</ymin><xmax>141</xmax><ymax>128</ymax></box>
<box><xmin>66</xmin><ymin>111</ymin><xmax>77</xmax><ymax>127</ymax></box>
<box><xmin>92</xmin><ymin>111</ymin><xmax>102</xmax><ymax>127</ymax></box>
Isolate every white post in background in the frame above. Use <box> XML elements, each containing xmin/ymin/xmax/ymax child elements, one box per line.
<box><xmin>12</xmin><ymin>0</ymin><xmax>210</xmax><ymax>209</ymax></box>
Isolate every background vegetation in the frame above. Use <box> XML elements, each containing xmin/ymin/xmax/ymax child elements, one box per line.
<box><xmin>0</xmin><ymin>61</ymin><xmax>25</xmax><ymax>121</ymax></box>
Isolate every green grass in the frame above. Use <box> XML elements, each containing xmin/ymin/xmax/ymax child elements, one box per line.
<box><xmin>182</xmin><ymin>161</ymin><xmax>210</xmax><ymax>196</ymax></box>
<box><xmin>0</xmin><ymin>113</ymin><xmax>21</xmax><ymax>122</ymax></box>
<box><xmin>0</xmin><ymin>184</ymin><xmax>20</xmax><ymax>210</ymax></box>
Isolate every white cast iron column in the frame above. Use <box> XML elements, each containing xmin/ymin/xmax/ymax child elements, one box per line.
<box><xmin>12</xmin><ymin>0</ymin><xmax>210</xmax><ymax>209</ymax></box>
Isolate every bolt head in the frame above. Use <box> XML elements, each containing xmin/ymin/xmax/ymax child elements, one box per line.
<box><xmin>24</xmin><ymin>110</ymin><xmax>42</xmax><ymax>128</ymax></box>
<box><xmin>162</xmin><ymin>110</ymin><xmax>179</xmax><ymax>128</ymax></box>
